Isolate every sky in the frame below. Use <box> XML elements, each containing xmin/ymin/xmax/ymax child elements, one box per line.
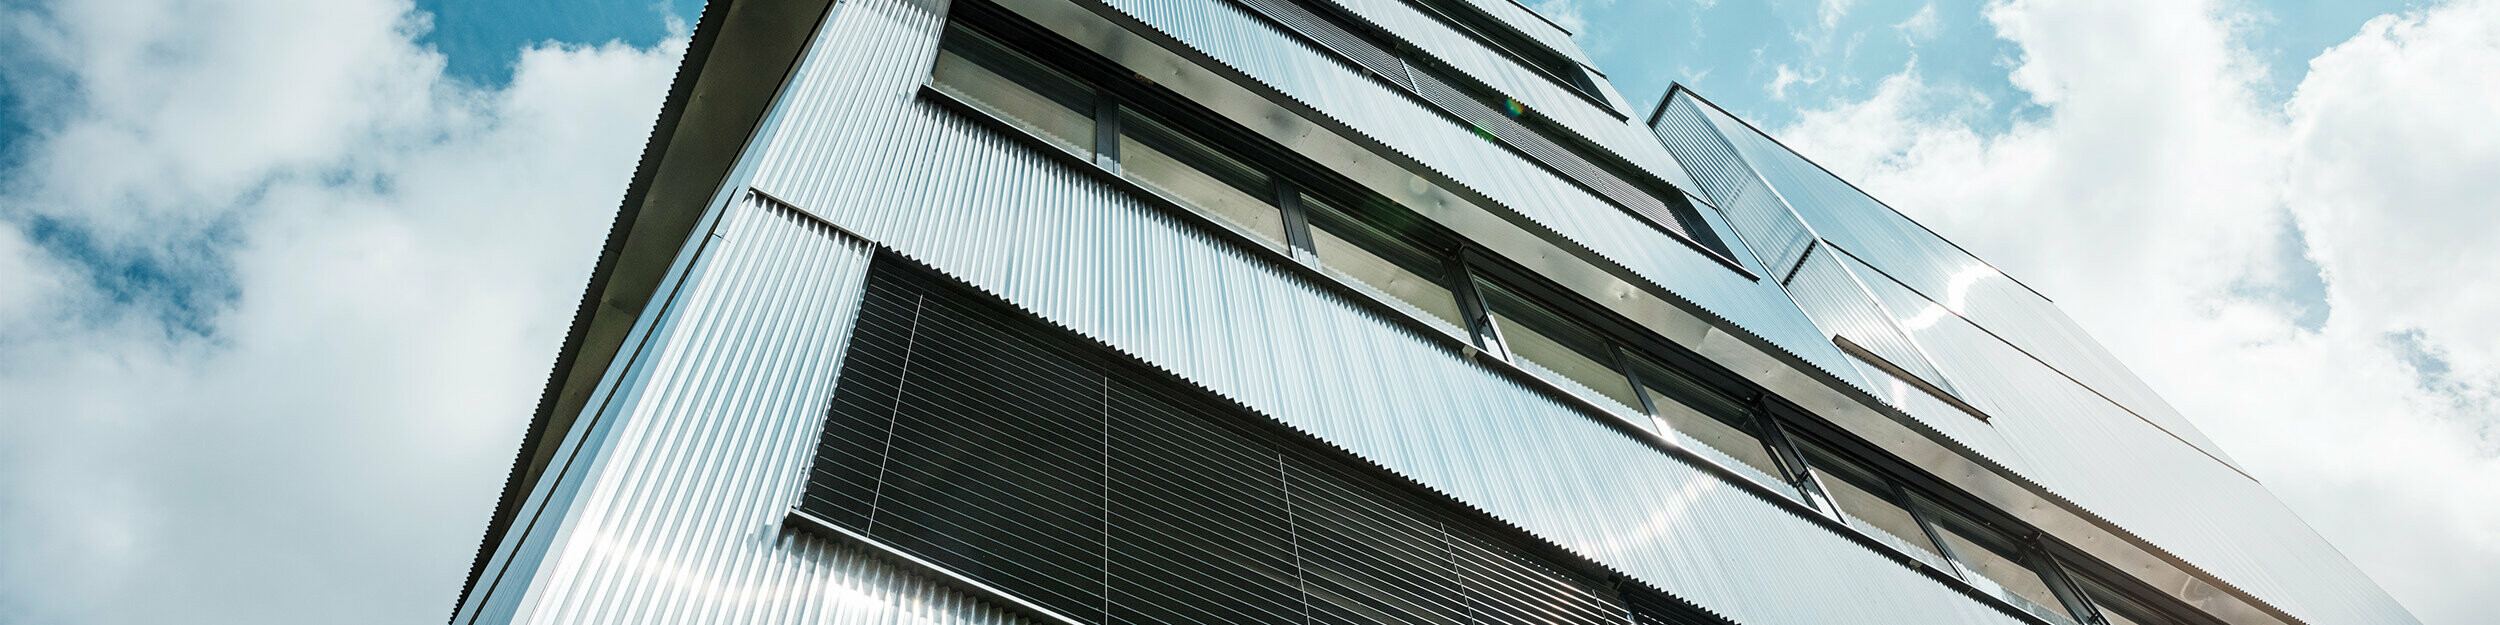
<box><xmin>0</xmin><ymin>0</ymin><xmax>2490</xmax><ymax>624</ymax></box>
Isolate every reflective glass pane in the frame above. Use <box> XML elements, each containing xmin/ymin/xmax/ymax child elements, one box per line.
<box><xmin>1476</xmin><ymin>281</ymin><xmax>1643</xmax><ymax>414</ymax></box>
<box><xmin>1304</xmin><ymin>195</ymin><xmax>1465</xmax><ymax>331</ymax></box>
<box><xmin>1626</xmin><ymin>356</ymin><xmax>1782</xmax><ymax>479</ymax></box>
<box><xmin>932</xmin><ymin>23</ymin><xmax>1095</xmax><ymax>156</ymax></box>
<box><xmin>1932</xmin><ymin>519</ymin><xmax>2075</xmax><ymax>623</ymax></box>
<box><xmin>1118</xmin><ymin>111</ymin><xmax>1286</xmax><ymax>244</ymax></box>
<box><xmin>1804</xmin><ymin>444</ymin><xmax>1950</xmax><ymax>565</ymax></box>
<box><xmin>2081</xmin><ymin>580</ymin><xmax>2169</xmax><ymax>625</ymax></box>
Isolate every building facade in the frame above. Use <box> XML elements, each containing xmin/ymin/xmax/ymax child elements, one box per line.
<box><xmin>448</xmin><ymin>1</ymin><xmax>2421</xmax><ymax>625</ymax></box>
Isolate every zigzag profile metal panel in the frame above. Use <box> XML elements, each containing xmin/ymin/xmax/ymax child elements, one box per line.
<box><xmin>1651</xmin><ymin>89</ymin><xmax>2423</xmax><ymax>625</ymax></box>
<box><xmin>1673</xmin><ymin>95</ymin><xmax>2239</xmax><ymax>470</ymax></box>
<box><xmin>487</xmin><ymin>193</ymin><xmax>1054</xmax><ymax>625</ymax></box>
<box><xmin>735</xmin><ymin>3</ymin><xmax>2051</xmax><ymax>624</ymax></box>
<box><xmin>801</xmin><ymin>260</ymin><xmax>1675</xmax><ymax>625</ymax></box>
<box><xmin>1308</xmin><ymin>0</ymin><xmax>1684</xmax><ymax>182</ymax></box>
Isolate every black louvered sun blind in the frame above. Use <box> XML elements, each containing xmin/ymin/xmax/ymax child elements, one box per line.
<box><xmin>802</xmin><ymin>258</ymin><xmax>1727</xmax><ymax>625</ymax></box>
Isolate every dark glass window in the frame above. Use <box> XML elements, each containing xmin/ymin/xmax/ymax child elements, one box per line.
<box><xmin>1303</xmin><ymin>194</ymin><xmax>1467</xmax><ymax>332</ymax></box>
<box><xmin>1117</xmin><ymin>110</ymin><xmax>1288</xmax><ymax>245</ymax></box>
<box><xmin>1474</xmin><ymin>279</ymin><xmax>1643</xmax><ymax>415</ymax></box>
<box><xmin>931</xmin><ymin>21</ymin><xmax>1097</xmax><ymax>156</ymax></box>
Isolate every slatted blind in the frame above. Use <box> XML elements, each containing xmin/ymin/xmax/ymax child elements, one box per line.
<box><xmin>802</xmin><ymin>258</ymin><xmax>1724</xmax><ymax>625</ymax></box>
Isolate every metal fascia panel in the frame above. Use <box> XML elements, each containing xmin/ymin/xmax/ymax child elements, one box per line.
<box><xmin>456</xmin><ymin>0</ymin><xmax>839</xmax><ymax>618</ymax></box>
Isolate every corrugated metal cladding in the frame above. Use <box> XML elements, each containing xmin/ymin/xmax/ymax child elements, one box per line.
<box><xmin>1841</xmin><ymin>251</ymin><xmax>2421</xmax><ymax>625</ymax></box>
<box><xmin>1674</xmin><ymin>96</ymin><xmax>2241</xmax><ymax>470</ymax></box>
<box><xmin>1311</xmin><ymin>0</ymin><xmax>1685</xmax><ymax>184</ymax></box>
<box><xmin>1781</xmin><ymin>250</ymin><xmax>1966</xmax><ymax>423</ymax></box>
<box><xmin>1651</xmin><ymin>89</ymin><xmax>2422</xmax><ymax>625</ymax></box>
<box><xmin>1645</xmin><ymin>97</ymin><xmax>1810</xmax><ymax>276</ymax></box>
<box><xmin>492</xmin><ymin>196</ymin><xmax>1044</xmax><ymax>625</ymax></box>
<box><xmin>1053</xmin><ymin>0</ymin><xmax>1856</xmax><ymax>380</ymax></box>
<box><xmin>1231</xmin><ymin>0</ymin><xmax>1696</xmax><ymax>241</ymax></box>
<box><xmin>737</xmin><ymin>2</ymin><xmax>2035</xmax><ymax>624</ymax></box>
<box><xmin>1443</xmin><ymin>0</ymin><xmax>1589</xmax><ymax>66</ymax></box>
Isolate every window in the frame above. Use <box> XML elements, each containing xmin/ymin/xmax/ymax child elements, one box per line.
<box><xmin>1474</xmin><ymin>278</ymin><xmax>1644</xmax><ymax>415</ymax></box>
<box><xmin>1801</xmin><ymin>441</ymin><xmax>1954</xmax><ymax>567</ymax></box>
<box><xmin>1303</xmin><ymin>194</ymin><xmax>1468</xmax><ymax>331</ymax></box>
<box><xmin>1625</xmin><ymin>354</ymin><xmax>1784</xmax><ymax>481</ymax></box>
<box><xmin>1116</xmin><ymin>110</ymin><xmax>1290</xmax><ymax>244</ymax></box>
<box><xmin>921</xmin><ymin>12</ymin><xmax>2228</xmax><ymax>625</ymax></box>
<box><xmin>800</xmin><ymin>259</ymin><xmax>1730</xmax><ymax>625</ymax></box>
<box><xmin>2076</xmin><ymin>575</ymin><xmax>2193</xmax><ymax>625</ymax></box>
<box><xmin>1224</xmin><ymin>0</ymin><xmax>1743</xmax><ymax>263</ymax></box>
<box><xmin>1402</xmin><ymin>0</ymin><xmax>1602</xmax><ymax>98</ymax></box>
<box><xmin>1925</xmin><ymin>508</ymin><xmax>2081</xmax><ymax>625</ymax></box>
<box><xmin>931</xmin><ymin>21</ymin><xmax>1097</xmax><ymax>156</ymax></box>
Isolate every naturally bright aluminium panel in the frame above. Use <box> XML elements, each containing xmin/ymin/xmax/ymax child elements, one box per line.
<box><xmin>734</xmin><ymin>1</ymin><xmax>2048</xmax><ymax>623</ymax></box>
<box><xmin>1651</xmin><ymin>88</ymin><xmax>2420</xmax><ymax>625</ymax></box>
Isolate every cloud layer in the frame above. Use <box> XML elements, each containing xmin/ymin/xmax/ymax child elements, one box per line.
<box><xmin>0</xmin><ymin>1</ymin><xmax>681</xmax><ymax>623</ymax></box>
<box><xmin>1766</xmin><ymin>1</ymin><xmax>2500</xmax><ymax>623</ymax></box>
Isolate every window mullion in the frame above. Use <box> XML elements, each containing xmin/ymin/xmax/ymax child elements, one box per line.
<box><xmin>1092</xmin><ymin>89</ymin><xmax>1121</xmax><ymax>169</ymax></box>
<box><xmin>1276</xmin><ymin>179</ymin><xmax>1317</xmax><ymax>260</ymax></box>
<box><xmin>2031</xmin><ymin>542</ymin><xmax>2110</xmax><ymax>625</ymax></box>
<box><xmin>1905</xmin><ymin>492</ymin><xmax>1976</xmax><ymax>582</ymax></box>
<box><xmin>1449</xmin><ymin>248</ymin><xmax>1507</xmax><ymax>359</ymax></box>
<box><xmin>1758</xmin><ymin>407</ymin><xmax>1838</xmax><ymax>515</ymax></box>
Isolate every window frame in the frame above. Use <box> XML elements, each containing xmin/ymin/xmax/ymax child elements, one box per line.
<box><xmin>916</xmin><ymin>8</ymin><xmax>2240</xmax><ymax>625</ymax></box>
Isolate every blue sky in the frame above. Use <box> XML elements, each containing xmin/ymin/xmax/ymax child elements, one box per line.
<box><xmin>413</xmin><ymin>0</ymin><xmax>698</xmax><ymax>85</ymax></box>
<box><xmin>1550</xmin><ymin>0</ymin><xmax>2425</xmax><ymax>130</ymax></box>
<box><xmin>1</xmin><ymin>1</ymin><xmax>2494</xmax><ymax>624</ymax></box>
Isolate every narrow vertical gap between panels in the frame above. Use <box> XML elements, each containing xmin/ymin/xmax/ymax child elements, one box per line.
<box><xmin>863</xmin><ymin>293</ymin><xmax>928</xmax><ymax>535</ymax></box>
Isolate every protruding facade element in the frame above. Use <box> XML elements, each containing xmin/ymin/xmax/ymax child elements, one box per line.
<box><xmin>451</xmin><ymin>1</ymin><xmax>2421</xmax><ymax>625</ymax></box>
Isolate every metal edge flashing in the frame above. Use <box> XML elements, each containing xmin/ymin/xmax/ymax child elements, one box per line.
<box><xmin>452</xmin><ymin>0</ymin><xmax>840</xmax><ymax>618</ymax></box>
<box><xmin>1648</xmin><ymin>84</ymin><xmax>2307</xmax><ymax>625</ymax></box>
<box><xmin>1834</xmin><ymin>334</ymin><xmax>1992</xmax><ymax>422</ymax></box>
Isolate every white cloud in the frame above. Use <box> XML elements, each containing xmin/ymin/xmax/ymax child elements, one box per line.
<box><xmin>1821</xmin><ymin>0</ymin><xmax>1859</xmax><ymax>30</ymax></box>
<box><xmin>1896</xmin><ymin>2</ymin><xmax>1941</xmax><ymax>44</ymax></box>
<box><xmin>0</xmin><ymin>0</ymin><xmax>682</xmax><ymax>623</ymax></box>
<box><xmin>1769</xmin><ymin>63</ymin><xmax>1821</xmax><ymax>100</ymax></box>
<box><xmin>1768</xmin><ymin>0</ymin><xmax>2500</xmax><ymax>623</ymax></box>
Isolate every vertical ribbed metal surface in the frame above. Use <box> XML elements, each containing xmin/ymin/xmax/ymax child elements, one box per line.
<box><xmin>1230</xmin><ymin>0</ymin><xmax>1706</xmax><ymax>240</ymax></box>
<box><xmin>1647</xmin><ymin>97</ymin><xmax>1752</xmax><ymax>205</ymax></box>
<box><xmin>1440</xmin><ymin>0</ymin><xmax>1590</xmax><ymax>65</ymax></box>
<box><xmin>750</xmin><ymin>0</ymin><xmax>1858</xmax><ymax>392</ymax></box>
<box><xmin>737</xmin><ymin>6</ymin><xmax>2042</xmax><ymax>623</ymax></box>
<box><xmin>1782</xmin><ymin>249</ymin><xmax>1963</xmax><ymax>410</ymax></box>
<box><xmin>1233</xmin><ymin>0</ymin><xmax>1413</xmax><ymax>89</ymax></box>
<box><xmin>1311</xmin><ymin>0</ymin><xmax>1683</xmax><ymax>182</ymax></box>
<box><xmin>1652</xmin><ymin>90</ymin><xmax>2421</xmax><ymax>625</ymax></box>
<box><xmin>1401</xmin><ymin>64</ymin><xmax>1695</xmax><ymax>241</ymax></box>
<box><xmin>503</xmin><ymin>194</ymin><xmax>1043</xmax><ymax>625</ymax></box>
<box><xmin>1677</xmin><ymin>97</ymin><xmax>2238</xmax><ymax>470</ymax></box>
<box><xmin>1844</xmin><ymin>250</ymin><xmax>2420</xmax><ymax>625</ymax></box>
